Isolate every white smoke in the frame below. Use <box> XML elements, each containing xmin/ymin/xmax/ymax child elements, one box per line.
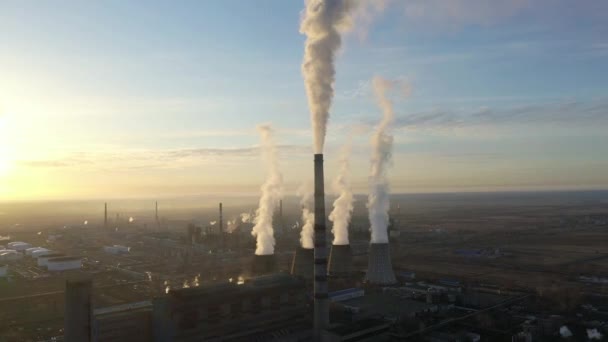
<box><xmin>301</xmin><ymin>0</ymin><xmax>355</xmax><ymax>153</ymax></box>
<box><xmin>297</xmin><ymin>181</ymin><xmax>315</xmax><ymax>249</ymax></box>
<box><xmin>209</xmin><ymin>220</ymin><xmax>217</xmax><ymax>226</ymax></box>
<box><xmin>240</xmin><ymin>212</ymin><xmax>254</xmax><ymax>223</ymax></box>
<box><xmin>251</xmin><ymin>125</ymin><xmax>283</xmax><ymax>255</ymax></box>
<box><xmin>329</xmin><ymin>138</ymin><xmax>354</xmax><ymax>245</ymax></box>
<box><xmin>559</xmin><ymin>326</ymin><xmax>572</xmax><ymax>338</ymax></box>
<box><xmin>226</xmin><ymin>218</ymin><xmax>239</xmax><ymax>233</ymax></box>
<box><xmin>368</xmin><ymin>76</ymin><xmax>409</xmax><ymax>243</ymax></box>
<box><xmin>588</xmin><ymin>329</ymin><xmax>603</xmax><ymax>340</ymax></box>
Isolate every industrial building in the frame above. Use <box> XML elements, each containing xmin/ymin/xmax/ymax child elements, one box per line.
<box><xmin>47</xmin><ymin>257</ymin><xmax>82</xmax><ymax>272</ymax></box>
<box><xmin>153</xmin><ymin>273</ymin><xmax>309</xmax><ymax>341</ymax></box>
<box><xmin>38</xmin><ymin>253</ymin><xmax>66</xmax><ymax>267</ymax></box>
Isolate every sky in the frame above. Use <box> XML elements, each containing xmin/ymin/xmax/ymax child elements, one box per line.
<box><xmin>0</xmin><ymin>0</ymin><xmax>607</xmax><ymax>201</ymax></box>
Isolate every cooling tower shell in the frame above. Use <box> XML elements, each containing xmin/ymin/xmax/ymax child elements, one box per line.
<box><xmin>291</xmin><ymin>247</ymin><xmax>313</xmax><ymax>279</ymax></box>
<box><xmin>251</xmin><ymin>254</ymin><xmax>277</xmax><ymax>276</ymax></box>
<box><xmin>328</xmin><ymin>244</ymin><xmax>353</xmax><ymax>276</ymax></box>
<box><xmin>365</xmin><ymin>243</ymin><xmax>397</xmax><ymax>285</ymax></box>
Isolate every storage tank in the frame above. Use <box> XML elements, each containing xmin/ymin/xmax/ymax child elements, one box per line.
<box><xmin>0</xmin><ymin>250</ymin><xmax>23</xmax><ymax>262</ymax></box>
<box><xmin>47</xmin><ymin>257</ymin><xmax>82</xmax><ymax>272</ymax></box>
<box><xmin>26</xmin><ymin>247</ymin><xmax>49</xmax><ymax>256</ymax></box>
<box><xmin>8</xmin><ymin>242</ymin><xmax>32</xmax><ymax>251</ymax></box>
<box><xmin>38</xmin><ymin>253</ymin><xmax>67</xmax><ymax>267</ymax></box>
<box><xmin>32</xmin><ymin>249</ymin><xmax>54</xmax><ymax>258</ymax></box>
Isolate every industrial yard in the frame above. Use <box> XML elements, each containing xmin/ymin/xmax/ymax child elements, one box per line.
<box><xmin>0</xmin><ymin>191</ymin><xmax>606</xmax><ymax>341</ymax></box>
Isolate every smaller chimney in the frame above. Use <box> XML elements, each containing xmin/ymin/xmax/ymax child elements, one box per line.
<box><xmin>104</xmin><ymin>203</ymin><xmax>108</xmax><ymax>230</ymax></box>
<box><xmin>219</xmin><ymin>202</ymin><xmax>225</xmax><ymax>250</ymax></box>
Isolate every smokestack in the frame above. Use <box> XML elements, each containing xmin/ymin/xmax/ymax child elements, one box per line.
<box><xmin>279</xmin><ymin>199</ymin><xmax>283</xmax><ymax>234</ymax></box>
<box><xmin>64</xmin><ymin>277</ymin><xmax>92</xmax><ymax>342</ymax></box>
<box><xmin>155</xmin><ymin>201</ymin><xmax>158</xmax><ymax>223</ymax></box>
<box><xmin>313</xmin><ymin>154</ymin><xmax>328</xmax><ymax>338</ymax></box>
<box><xmin>365</xmin><ymin>243</ymin><xmax>396</xmax><ymax>285</ymax></box>
<box><xmin>104</xmin><ymin>203</ymin><xmax>108</xmax><ymax>230</ymax></box>
<box><xmin>291</xmin><ymin>246</ymin><xmax>314</xmax><ymax>279</ymax></box>
<box><xmin>219</xmin><ymin>202</ymin><xmax>224</xmax><ymax>250</ymax></box>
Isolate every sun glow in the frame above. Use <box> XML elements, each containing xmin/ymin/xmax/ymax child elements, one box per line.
<box><xmin>0</xmin><ymin>115</ymin><xmax>14</xmax><ymax>176</ymax></box>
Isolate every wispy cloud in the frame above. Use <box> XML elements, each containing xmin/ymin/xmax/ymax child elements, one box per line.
<box><xmin>16</xmin><ymin>144</ymin><xmax>310</xmax><ymax>170</ymax></box>
<box><xmin>390</xmin><ymin>100</ymin><xmax>608</xmax><ymax>130</ymax></box>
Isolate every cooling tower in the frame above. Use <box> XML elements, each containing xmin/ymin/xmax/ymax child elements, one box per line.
<box><xmin>291</xmin><ymin>247</ymin><xmax>313</xmax><ymax>279</ymax></box>
<box><xmin>328</xmin><ymin>244</ymin><xmax>353</xmax><ymax>276</ymax></box>
<box><xmin>251</xmin><ymin>254</ymin><xmax>277</xmax><ymax>276</ymax></box>
<box><xmin>313</xmin><ymin>154</ymin><xmax>329</xmax><ymax>338</ymax></box>
<box><xmin>365</xmin><ymin>243</ymin><xmax>396</xmax><ymax>285</ymax></box>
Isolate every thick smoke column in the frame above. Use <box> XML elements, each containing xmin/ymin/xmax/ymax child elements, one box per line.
<box><xmin>301</xmin><ymin>0</ymin><xmax>354</xmax><ymax>153</ymax></box>
<box><xmin>297</xmin><ymin>182</ymin><xmax>315</xmax><ymax>249</ymax></box>
<box><xmin>251</xmin><ymin>125</ymin><xmax>283</xmax><ymax>255</ymax></box>
<box><xmin>367</xmin><ymin>76</ymin><xmax>399</xmax><ymax>244</ymax></box>
<box><xmin>329</xmin><ymin>139</ymin><xmax>353</xmax><ymax>245</ymax></box>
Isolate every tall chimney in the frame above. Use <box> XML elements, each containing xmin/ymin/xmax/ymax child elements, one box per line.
<box><xmin>104</xmin><ymin>203</ymin><xmax>108</xmax><ymax>230</ymax></box>
<box><xmin>313</xmin><ymin>154</ymin><xmax>328</xmax><ymax>339</ymax></box>
<box><xmin>64</xmin><ymin>277</ymin><xmax>92</xmax><ymax>342</ymax></box>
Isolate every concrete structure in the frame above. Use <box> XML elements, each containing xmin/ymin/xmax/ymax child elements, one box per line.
<box><xmin>0</xmin><ymin>264</ymin><xmax>7</xmax><ymax>277</ymax></box>
<box><xmin>291</xmin><ymin>247</ymin><xmax>313</xmax><ymax>279</ymax></box>
<box><xmin>47</xmin><ymin>257</ymin><xmax>82</xmax><ymax>272</ymax></box>
<box><xmin>313</xmin><ymin>153</ymin><xmax>329</xmax><ymax>340</ymax></box>
<box><xmin>365</xmin><ymin>243</ymin><xmax>396</xmax><ymax>285</ymax></box>
<box><xmin>251</xmin><ymin>254</ymin><xmax>277</xmax><ymax>276</ymax></box>
<box><xmin>65</xmin><ymin>277</ymin><xmax>93</xmax><ymax>342</ymax></box>
<box><xmin>93</xmin><ymin>301</ymin><xmax>153</xmax><ymax>342</ymax></box>
<box><xmin>153</xmin><ymin>273</ymin><xmax>308</xmax><ymax>341</ymax></box>
<box><xmin>328</xmin><ymin>244</ymin><xmax>353</xmax><ymax>276</ymax></box>
<box><xmin>38</xmin><ymin>253</ymin><xmax>66</xmax><ymax>267</ymax></box>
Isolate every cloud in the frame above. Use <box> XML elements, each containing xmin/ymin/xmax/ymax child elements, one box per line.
<box><xmin>16</xmin><ymin>145</ymin><xmax>310</xmax><ymax>170</ymax></box>
<box><xmin>390</xmin><ymin>100</ymin><xmax>608</xmax><ymax>130</ymax></box>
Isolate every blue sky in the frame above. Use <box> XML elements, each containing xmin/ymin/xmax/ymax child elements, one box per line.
<box><xmin>0</xmin><ymin>0</ymin><xmax>607</xmax><ymax>200</ymax></box>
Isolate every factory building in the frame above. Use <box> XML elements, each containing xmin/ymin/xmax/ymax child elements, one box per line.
<box><xmin>153</xmin><ymin>273</ymin><xmax>309</xmax><ymax>341</ymax></box>
<box><xmin>47</xmin><ymin>257</ymin><xmax>82</xmax><ymax>272</ymax></box>
<box><xmin>38</xmin><ymin>253</ymin><xmax>66</xmax><ymax>267</ymax></box>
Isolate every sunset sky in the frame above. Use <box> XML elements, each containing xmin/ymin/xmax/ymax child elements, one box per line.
<box><xmin>1</xmin><ymin>0</ymin><xmax>607</xmax><ymax>201</ymax></box>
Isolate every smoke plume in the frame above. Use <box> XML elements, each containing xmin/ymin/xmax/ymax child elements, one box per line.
<box><xmin>329</xmin><ymin>138</ymin><xmax>354</xmax><ymax>245</ymax></box>
<box><xmin>251</xmin><ymin>125</ymin><xmax>283</xmax><ymax>255</ymax></box>
<box><xmin>297</xmin><ymin>181</ymin><xmax>315</xmax><ymax>249</ymax></box>
<box><xmin>367</xmin><ymin>76</ymin><xmax>404</xmax><ymax>243</ymax></box>
<box><xmin>301</xmin><ymin>0</ymin><xmax>354</xmax><ymax>153</ymax></box>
